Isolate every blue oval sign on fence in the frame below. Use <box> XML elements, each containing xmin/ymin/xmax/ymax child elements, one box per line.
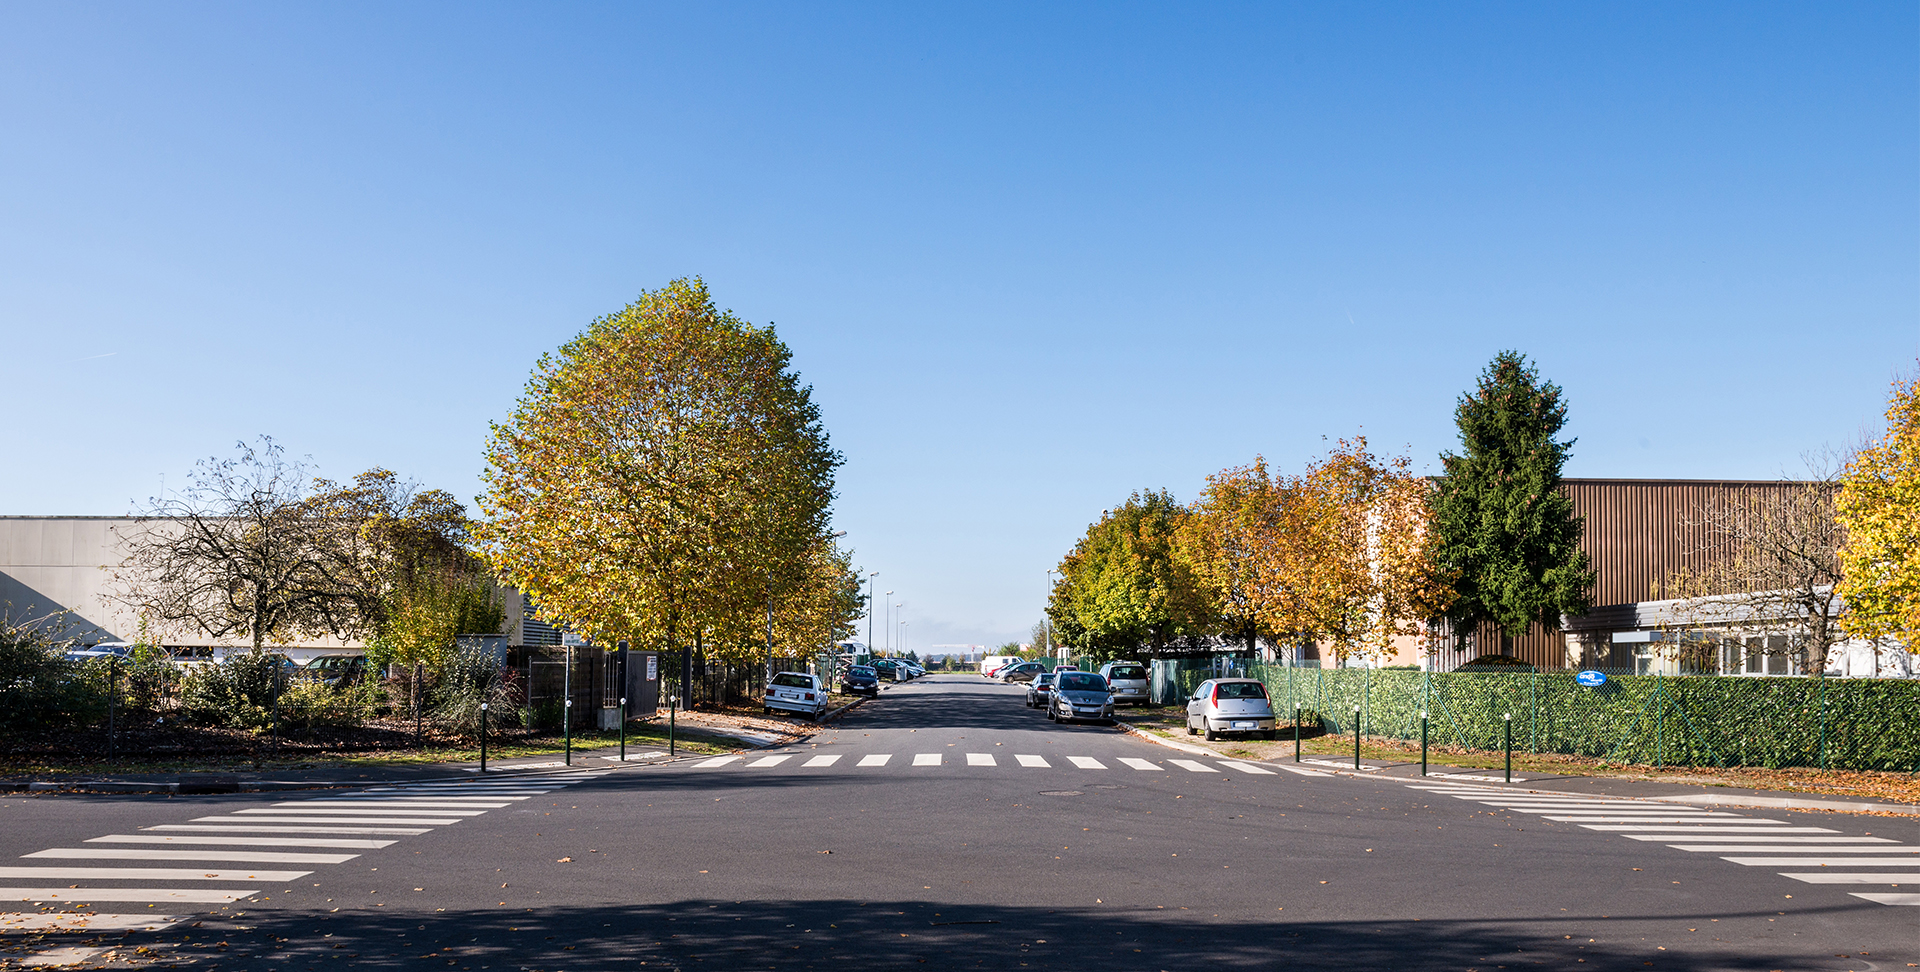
<box><xmin>1575</xmin><ymin>670</ymin><xmax>1608</xmax><ymax>688</ymax></box>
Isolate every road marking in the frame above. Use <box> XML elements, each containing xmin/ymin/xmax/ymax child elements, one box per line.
<box><xmin>1219</xmin><ymin>761</ymin><xmax>1276</xmax><ymax>775</ymax></box>
<box><xmin>0</xmin><ymin>913</ymin><xmax>187</xmax><ymax>931</ymax></box>
<box><xmin>0</xmin><ymin>887</ymin><xmax>256</xmax><ymax>903</ymax></box>
<box><xmin>190</xmin><ymin>816</ymin><xmax>462</xmax><ymax>826</ymax></box>
<box><xmin>149</xmin><ymin>825</ymin><xmax>429</xmax><ymax>836</ymax></box>
<box><xmin>1638</xmin><ymin>836</ymin><xmax>1896</xmax><ymax>844</ymax></box>
<box><xmin>26</xmin><ymin>849</ymin><xmax>358</xmax><ymax>865</ymax></box>
<box><xmin>1167</xmin><ymin>760</ymin><xmax>1215</xmax><ymax>773</ymax></box>
<box><xmin>1541</xmin><ymin>815</ymin><xmax>1752</xmax><ymax>823</ymax></box>
<box><xmin>912</xmin><ymin>754</ymin><xmax>942</xmax><ymax>766</ymax></box>
<box><xmin>242</xmin><ymin>807</ymin><xmax>488</xmax><ymax>817</ymax></box>
<box><xmin>1066</xmin><ymin>757</ymin><xmax>1106</xmax><ymax>769</ymax></box>
<box><xmin>1015</xmin><ymin>755</ymin><xmax>1050</xmax><ymax>768</ymax></box>
<box><xmin>1422</xmin><ymin>773</ymin><xmax>1529</xmax><ymax>782</ymax></box>
<box><xmin>1117</xmin><ymin>758</ymin><xmax>1162</xmax><ymax>771</ymax></box>
<box><xmin>1272</xmin><ymin>764</ymin><xmax>1330</xmax><ymax>777</ymax></box>
<box><xmin>293</xmin><ymin>799</ymin><xmax>520</xmax><ymax>806</ymax></box>
<box><xmin>857</xmin><ymin>754</ymin><xmax>891</xmax><ymax>767</ymax></box>
<box><xmin>966</xmin><ymin>753</ymin><xmax>996</xmax><ymax>766</ymax></box>
<box><xmin>696</xmin><ymin>756</ymin><xmax>742</xmax><ymax>768</ymax></box>
<box><xmin>90</xmin><ymin>835</ymin><xmax>395</xmax><ymax>849</ymax></box>
<box><xmin>1302</xmin><ymin>759</ymin><xmax>1382</xmax><ymax>772</ymax></box>
<box><xmin>746</xmin><ymin>755</ymin><xmax>794</xmax><ymax>768</ymax></box>
<box><xmin>274</xmin><ymin>802</ymin><xmax>508</xmax><ymax>810</ymax></box>
<box><xmin>1583</xmin><ymin>825</ymin><xmax>1837</xmax><ymax>833</ymax></box>
<box><xmin>1721</xmin><ymin>857</ymin><xmax>1920</xmax><ymax>866</ymax></box>
<box><xmin>1850</xmin><ymin>892</ymin><xmax>1920</xmax><ymax>905</ymax></box>
<box><xmin>19</xmin><ymin>946</ymin><xmax>110</xmax><ymax>965</ymax></box>
<box><xmin>1678</xmin><ymin>845</ymin><xmax>1920</xmax><ymax>853</ymax></box>
<box><xmin>1780</xmin><ymin>872</ymin><xmax>1920</xmax><ymax>884</ymax></box>
<box><xmin>0</xmin><ymin>867</ymin><xmax>312</xmax><ymax>882</ymax></box>
<box><xmin>803</xmin><ymin>755</ymin><xmax>842</xmax><ymax>767</ymax></box>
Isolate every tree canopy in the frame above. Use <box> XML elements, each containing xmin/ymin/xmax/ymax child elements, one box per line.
<box><xmin>1838</xmin><ymin>369</ymin><xmax>1920</xmax><ymax>652</ymax></box>
<box><xmin>477</xmin><ymin>278</ymin><xmax>857</xmax><ymax>662</ymax></box>
<box><xmin>1428</xmin><ymin>351</ymin><xmax>1593</xmax><ymax>645</ymax></box>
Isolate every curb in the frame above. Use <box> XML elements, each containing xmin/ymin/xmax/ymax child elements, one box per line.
<box><xmin>1116</xmin><ymin>721</ymin><xmax>1225</xmax><ymax>758</ymax></box>
<box><xmin>821</xmin><ymin>695</ymin><xmax>874</xmax><ymax>723</ymax></box>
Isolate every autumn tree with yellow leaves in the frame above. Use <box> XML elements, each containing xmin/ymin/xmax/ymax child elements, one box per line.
<box><xmin>1838</xmin><ymin>369</ymin><xmax>1920</xmax><ymax>652</ymax></box>
<box><xmin>477</xmin><ymin>279</ymin><xmax>859</xmax><ymax>687</ymax></box>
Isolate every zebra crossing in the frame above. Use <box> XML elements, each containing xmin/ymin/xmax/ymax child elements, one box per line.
<box><xmin>2</xmin><ymin>770</ymin><xmax>606</xmax><ymax>965</ymax></box>
<box><xmin>1405</xmin><ymin>780</ymin><xmax>1920</xmax><ymax>907</ymax></box>
<box><xmin>688</xmin><ymin>752</ymin><xmax>1278</xmax><ymax>774</ymax></box>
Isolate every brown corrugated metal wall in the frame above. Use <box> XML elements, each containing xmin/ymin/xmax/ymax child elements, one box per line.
<box><xmin>1478</xmin><ymin>479</ymin><xmax>1808</xmax><ymax>669</ymax></box>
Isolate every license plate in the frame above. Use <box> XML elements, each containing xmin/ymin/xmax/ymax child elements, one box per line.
<box><xmin>1232</xmin><ymin>721</ymin><xmax>1256</xmax><ymax>729</ymax></box>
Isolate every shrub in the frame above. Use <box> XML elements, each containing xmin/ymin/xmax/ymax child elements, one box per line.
<box><xmin>0</xmin><ymin>616</ymin><xmax>103</xmax><ymax>730</ymax></box>
<box><xmin>178</xmin><ymin>649</ymin><xmax>284</xmax><ymax>729</ymax></box>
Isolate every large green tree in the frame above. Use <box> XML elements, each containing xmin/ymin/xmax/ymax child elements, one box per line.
<box><xmin>1047</xmin><ymin>490</ymin><xmax>1213</xmax><ymax>659</ymax></box>
<box><xmin>477</xmin><ymin>278</ymin><xmax>852</xmax><ymax>674</ymax></box>
<box><xmin>1429</xmin><ymin>352</ymin><xmax>1593</xmax><ymax>649</ymax></box>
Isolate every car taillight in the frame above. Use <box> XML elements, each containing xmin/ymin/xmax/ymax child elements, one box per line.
<box><xmin>804</xmin><ymin>692</ymin><xmax>814</xmax><ymax>700</ymax></box>
<box><xmin>1210</xmin><ymin>685</ymin><xmax>1221</xmax><ymax>705</ymax></box>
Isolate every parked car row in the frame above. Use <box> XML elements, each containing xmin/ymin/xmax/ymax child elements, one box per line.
<box><xmin>871</xmin><ymin>658</ymin><xmax>925</xmax><ymax>682</ymax></box>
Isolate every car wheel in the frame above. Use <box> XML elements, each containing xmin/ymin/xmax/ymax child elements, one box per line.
<box><xmin>1205</xmin><ymin>727</ymin><xmax>1219</xmax><ymax>741</ymax></box>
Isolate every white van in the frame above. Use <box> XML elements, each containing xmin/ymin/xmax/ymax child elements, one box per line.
<box><xmin>980</xmin><ymin>655</ymin><xmax>1021</xmax><ymax>677</ymax></box>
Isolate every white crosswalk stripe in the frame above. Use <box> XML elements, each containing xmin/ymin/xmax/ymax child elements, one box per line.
<box><xmin>1220</xmin><ymin>761</ymin><xmax>1276</xmax><ymax>775</ymax></box>
<box><xmin>1016</xmin><ymin>755</ymin><xmax>1050</xmax><ymax>768</ymax></box>
<box><xmin>1405</xmin><ymin>779</ymin><xmax>1919</xmax><ymax>906</ymax></box>
<box><xmin>1067</xmin><ymin>756</ymin><xmax>1106</xmax><ymax>769</ymax></box>
<box><xmin>803</xmin><ymin>754</ymin><xmax>841</xmax><ymax>767</ymax></box>
<box><xmin>1168</xmin><ymin>759</ymin><xmax>1215</xmax><ymax>773</ymax></box>
<box><xmin>0</xmin><ymin>769</ymin><xmax>609</xmax><ymax>949</ymax></box>
<box><xmin>746</xmin><ymin>755</ymin><xmax>793</xmax><ymax>767</ymax></box>
<box><xmin>857</xmin><ymin>754</ymin><xmax>891</xmax><ymax>767</ymax></box>
<box><xmin>912</xmin><ymin>753</ymin><xmax>942</xmax><ymax>766</ymax></box>
<box><xmin>1117</xmin><ymin>758</ymin><xmax>1162</xmax><ymax>771</ymax></box>
<box><xmin>966</xmin><ymin>753</ymin><xmax>996</xmax><ymax>766</ymax></box>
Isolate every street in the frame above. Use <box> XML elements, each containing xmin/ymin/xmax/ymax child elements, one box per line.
<box><xmin>3</xmin><ymin>673</ymin><xmax>1915</xmax><ymax>971</ymax></box>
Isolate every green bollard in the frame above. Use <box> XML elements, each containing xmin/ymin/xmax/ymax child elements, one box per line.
<box><xmin>1503</xmin><ymin>712</ymin><xmax>1513</xmax><ymax>783</ymax></box>
<box><xmin>1293</xmin><ymin>705</ymin><xmax>1301</xmax><ymax>763</ymax></box>
<box><xmin>564</xmin><ymin>698</ymin><xmax>573</xmax><ymax>766</ymax></box>
<box><xmin>669</xmin><ymin>696</ymin><xmax>677</xmax><ymax>756</ymax></box>
<box><xmin>1420</xmin><ymin>710</ymin><xmax>1428</xmax><ymax>777</ymax></box>
<box><xmin>1352</xmin><ymin>706</ymin><xmax>1362</xmax><ymax>769</ymax></box>
<box><xmin>619</xmin><ymin>696</ymin><xmax>627</xmax><ymax>762</ymax></box>
<box><xmin>480</xmin><ymin>702</ymin><xmax>489</xmax><ymax>773</ymax></box>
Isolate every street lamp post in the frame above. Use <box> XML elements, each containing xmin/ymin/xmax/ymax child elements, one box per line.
<box><xmin>866</xmin><ymin>571</ymin><xmax>879</xmax><ymax>653</ymax></box>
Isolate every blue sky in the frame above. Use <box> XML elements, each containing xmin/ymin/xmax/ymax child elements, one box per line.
<box><xmin>4</xmin><ymin>2</ymin><xmax>1915</xmax><ymax>651</ymax></box>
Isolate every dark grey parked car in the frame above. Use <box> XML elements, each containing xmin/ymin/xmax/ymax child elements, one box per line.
<box><xmin>1048</xmin><ymin>671</ymin><xmax>1114</xmax><ymax>724</ymax></box>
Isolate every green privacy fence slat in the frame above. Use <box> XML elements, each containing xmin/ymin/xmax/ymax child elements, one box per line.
<box><xmin>1147</xmin><ymin>660</ymin><xmax>1920</xmax><ymax>772</ymax></box>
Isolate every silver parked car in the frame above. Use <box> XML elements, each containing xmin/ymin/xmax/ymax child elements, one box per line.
<box><xmin>1098</xmin><ymin>661</ymin><xmax>1149</xmax><ymax>706</ymax></box>
<box><xmin>1048</xmin><ymin>671</ymin><xmax>1114</xmax><ymax>724</ymax></box>
<box><xmin>1185</xmin><ymin>678</ymin><xmax>1277</xmax><ymax>740</ymax></box>
<box><xmin>1024</xmin><ymin>673</ymin><xmax>1055</xmax><ymax>708</ymax></box>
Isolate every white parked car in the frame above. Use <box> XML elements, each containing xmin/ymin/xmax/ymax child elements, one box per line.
<box><xmin>1185</xmin><ymin>678</ymin><xmax>1277</xmax><ymax>741</ymax></box>
<box><xmin>765</xmin><ymin>671</ymin><xmax>829</xmax><ymax>721</ymax></box>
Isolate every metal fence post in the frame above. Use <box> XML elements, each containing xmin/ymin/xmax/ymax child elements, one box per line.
<box><xmin>480</xmin><ymin>702</ymin><xmax>489</xmax><ymax>773</ymax></box>
<box><xmin>1818</xmin><ymin>674</ymin><xmax>1828</xmax><ymax>771</ymax></box>
<box><xmin>1654</xmin><ymin>674</ymin><xmax>1664</xmax><ymax>771</ymax></box>
<box><xmin>668</xmin><ymin>695</ymin><xmax>677</xmax><ymax>756</ymax></box>
<box><xmin>107</xmin><ymin>657</ymin><xmax>118</xmax><ymax>760</ymax></box>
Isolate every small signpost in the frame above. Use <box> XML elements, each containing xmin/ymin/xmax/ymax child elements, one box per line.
<box><xmin>1575</xmin><ymin>670</ymin><xmax>1608</xmax><ymax>688</ymax></box>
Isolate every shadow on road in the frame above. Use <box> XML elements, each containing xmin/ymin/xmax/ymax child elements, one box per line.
<box><xmin>98</xmin><ymin>896</ymin><xmax>1821</xmax><ymax>972</ymax></box>
<box><xmin>843</xmin><ymin>676</ymin><xmax>1127</xmax><ymax>734</ymax></box>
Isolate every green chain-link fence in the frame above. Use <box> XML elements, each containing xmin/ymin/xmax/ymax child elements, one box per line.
<box><xmin>1149</xmin><ymin>661</ymin><xmax>1920</xmax><ymax>772</ymax></box>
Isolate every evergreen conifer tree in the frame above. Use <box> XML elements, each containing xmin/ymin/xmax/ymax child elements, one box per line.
<box><xmin>1430</xmin><ymin>351</ymin><xmax>1594</xmax><ymax>652</ymax></box>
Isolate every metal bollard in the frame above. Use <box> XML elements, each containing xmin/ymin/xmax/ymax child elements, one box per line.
<box><xmin>1503</xmin><ymin>712</ymin><xmax>1513</xmax><ymax>783</ymax></box>
<box><xmin>619</xmin><ymin>696</ymin><xmax>627</xmax><ymax>761</ymax></box>
<box><xmin>1353</xmin><ymin>705</ymin><xmax>1362</xmax><ymax>770</ymax></box>
<box><xmin>564</xmin><ymin>698</ymin><xmax>573</xmax><ymax>766</ymax></box>
<box><xmin>668</xmin><ymin>695</ymin><xmax>678</xmax><ymax>756</ymax></box>
<box><xmin>1420</xmin><ymin>711</ymin><xmax>1429</xmax><ymax>777</ymax></box>
<box><xmin>480</xmin><ymin>702</ymin><xmax>489</xmax><ymax>773</ymax></box>
<box><xmin>1293</xmin><ymin>705</ymin><xmax>1301</xmax><ymax>763</ymax></box>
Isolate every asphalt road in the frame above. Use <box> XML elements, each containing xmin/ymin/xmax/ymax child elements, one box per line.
<box><xmin>2</xmin><ymin>673</ymin><xmax>1915</xmax><ymax>971</ymax></box>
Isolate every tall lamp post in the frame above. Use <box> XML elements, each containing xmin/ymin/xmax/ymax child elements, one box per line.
<box><xmin>866</xmin><ymin>571</ymin><xmax>879</xmax><ymax>654</ymax></box>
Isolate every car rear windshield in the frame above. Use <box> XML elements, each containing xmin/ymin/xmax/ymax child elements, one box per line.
<box><xmin>1215</xmin><ymin>681</ymin><xmax>1268</xmax><ymax>699</ymax></box>
<box><xmin>772</xmin><ymin>673</ymin><xmax>814</xmax><ymax>688</ymax></box>
<box><xmin>1056</xmin><ymin>673</ymin><xmax>1106</xmax><ymax>692</ymax></box>
<box><xmin>1035</xmin><ymin>674</ymin><xmax>1054</xmax><ymax>685</ymax></box>
<box><xmin>848</xmin><ymin>667</ymin><xmax>874</xmax><ymax>676</ymax></box>
<box><xmin>1108</xmin><ymin>665</ymin><xmax>1146</xmax><ymax>679</ymax></box>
